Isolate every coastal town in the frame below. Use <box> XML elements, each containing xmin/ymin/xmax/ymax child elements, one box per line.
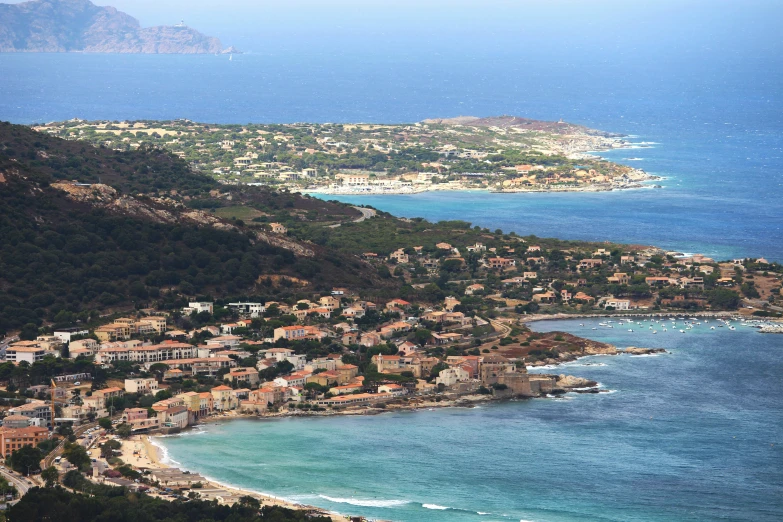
<box><xmin>0</xmin><ymin>224</ymin><xmax>780</xmax><ymax>515</ymax></box>
<box><xmin>34</xmin><ymin>116</ymin><xmax>661</xmax><ymax>194</ymax></box>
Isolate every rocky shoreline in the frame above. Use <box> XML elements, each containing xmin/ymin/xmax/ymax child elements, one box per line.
<box><xmin>520</xmin><ymin>311</ymin><xmax>740</xmax><ymax>324</ymax></box>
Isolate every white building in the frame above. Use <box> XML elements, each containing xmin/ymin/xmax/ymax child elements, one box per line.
<box><xmin>435</xmin><ymin>367</ymin><xmax>470</xmax><ymax>387</ymax></box>
<box><xmin>5</xmin><ymin>346</ymin><xmax>58</xmax><ymax>364</ymax></box>
<box><xmin>124</xmin><ymin>378</ymin><xmax>160</xmax><ymax>395</ymax></box>
<box><xmin>53</xmin><ymin>328</ymin><xmax>90</xmax><ymax>343</ymax></box>
<box><xmin>227</xmin><ymin>302</ymin><xmax>266</xmax><ymax>317</ymax></box>
<box><xmin>604</xmin><ymin>299</ymin><xmax>631</xmax><ymax>310</ymax></box>
<box><xmin>183</xmin><ymin>302</ymin><xmax>213</xmax><ymax>315</ymax></box>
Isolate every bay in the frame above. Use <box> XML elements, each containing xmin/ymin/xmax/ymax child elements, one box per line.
<box><xmin>157</xmin><ymin>319</ymin><xmax>783</xmax><ymax>522</ymax></box>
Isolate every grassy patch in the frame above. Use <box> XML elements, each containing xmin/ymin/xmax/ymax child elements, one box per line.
<box><xmin>212</xmin><ymin>206</ymin><xmax>266</xmax><ymax>221</ymax></box>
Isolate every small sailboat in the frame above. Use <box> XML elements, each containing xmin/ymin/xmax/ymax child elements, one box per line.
<box><xmin>229</xmin><ymin>54</ymin><xmax>233</xmax><ymax>61</ymax></box>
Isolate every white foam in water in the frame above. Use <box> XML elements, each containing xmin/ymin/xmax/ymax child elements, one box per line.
<box><xmin>319</xmin><ymin>495</ymin><xmax>409</xmax><ymax>508</ymax></box>
<box><xmin>423</xmin><ymin>503</ymin><xmax>450</xmax><ymax>510</ymax></box>
<box><xmin>149</xmin><ymin>437</ymin><xmax>180</xmax><ymax>466</ymax></box>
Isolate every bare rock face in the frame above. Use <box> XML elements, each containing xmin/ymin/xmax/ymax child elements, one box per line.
<box><xmin>623</xmin><ymin>347</ymin><xmax>667</xmax><ymax>355</ymax></box>
<box><xmin>0</xmin><ymin>0</ymin><xmax>233</xmax><ymax>54</ymax></box>
<box><xmin>49</xmin><ymin>181</ymin><xmax>316</xmax><ymax>258</ymax></box>
<box><xmin>583</xmin><ymin>342</ymin><xmax>619</xmax><ymax>356</ymax></box>
<box><xmin>556</xmin><ymin>375</ymin><xmax>597</xmax><ymax>388</ymax></box>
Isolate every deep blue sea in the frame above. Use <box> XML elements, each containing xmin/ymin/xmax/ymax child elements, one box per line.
<box><xmin>157</xmin><ymin>319</ymin><xmax>783</xmax><ymax>522</ymax></box>
<box><xmin>0</xmin><ymin>52</ymin><xmax>781</xmax><ymax>260</ymax></box>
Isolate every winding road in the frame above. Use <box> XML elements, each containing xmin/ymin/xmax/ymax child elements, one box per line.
<box><xmin>0</xmin><ymin>465</ymin><xmax>33</xmax><ymax>503</ymax></box>
<box><xmin>328</xmin><ymin>206</ymin><xmax>377</xmax><ymax>228</ymax></box>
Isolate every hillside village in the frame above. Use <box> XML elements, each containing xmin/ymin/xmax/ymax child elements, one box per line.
<box><xmin>2</xmin><ymin>240</ymin><xmax>779</xmax><ymax>435</ymax></box>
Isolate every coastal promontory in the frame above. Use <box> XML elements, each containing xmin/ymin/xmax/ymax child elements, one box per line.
<box><xmin>0</xmin><ymin>0</ymin><xmax>237</xmax><ymax>54</ymax></box>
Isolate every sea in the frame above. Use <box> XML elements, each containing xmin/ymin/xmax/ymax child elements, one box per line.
<box><xmin>0</xmin><ymin>51</ymin><xmax>781</xmax><ymax>260</ymax></box>
<box><xmin>156</xmin><ymin>318</ymin><xmax>783</xmax><ymax>522</ymax></box>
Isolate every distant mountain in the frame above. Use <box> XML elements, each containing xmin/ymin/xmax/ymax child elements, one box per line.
<box><xmin>0</xmin><ymin>0</ymin><xmax>237</xmax><ymax>54</ymax></box>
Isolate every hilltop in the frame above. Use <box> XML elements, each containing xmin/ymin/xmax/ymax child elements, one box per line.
<box><xmin>0</xmin><ymin>0</ymin><xmax>237</xmax><ymax>54</ymax></box>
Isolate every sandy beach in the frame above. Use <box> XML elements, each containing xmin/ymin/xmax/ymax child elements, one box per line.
<box><xmin>114</xmin><ymin>434</ymin><xmax>341</xmax><ymax>518</ymax></box>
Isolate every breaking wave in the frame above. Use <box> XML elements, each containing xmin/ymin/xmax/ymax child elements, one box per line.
<box><xmin>319</xmin><ymin>495</ymin><xmax>409</xmax><ymax>508</ymax></box>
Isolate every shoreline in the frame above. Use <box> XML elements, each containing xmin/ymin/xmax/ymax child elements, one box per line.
<box><xmin>138</xmin><ymin>434</ymin><xmax>339</xmax><ymax>518</ymax></box>
<box><xmin>301</xmin><ymin>177</ymin><xmax>662</xmax><ymax>197</ymax></box>
<box><xmin>130</xmin><ymin>312</ymin><xmax>750</xmax><ymax>520</ymax></box>
<box><xmin>521</xmin><ymin>310</ymin><xmax>742</xmax><ymax>325</ymax></box>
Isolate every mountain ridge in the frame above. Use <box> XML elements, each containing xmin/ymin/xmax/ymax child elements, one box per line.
<box><xmin>0</xmin><ymin>0</ymin><xmax>237</xmax><ymax>54</ymax></box>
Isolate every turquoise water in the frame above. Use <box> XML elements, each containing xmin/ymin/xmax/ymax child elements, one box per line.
<box><xmin>157</xmin><ymin>319</ymin><xmax>783</xmax><ymax>522</ymax></box>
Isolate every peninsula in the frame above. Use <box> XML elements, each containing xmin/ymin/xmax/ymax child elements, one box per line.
<box><xmin>0</xmin><ymin>0</ymin><xmax>238</xmax><ymax>54</ymax></box>
<box><xmin>36</xmin><ymin>115</ymin><xmax>660</xmax><ymax>194</ymax></box>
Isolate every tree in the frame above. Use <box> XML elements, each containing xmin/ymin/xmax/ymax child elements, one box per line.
<box><xmin>414</xmin><ymin>328</ymin><xmax>432</xmax><ymax>344</ymax></box>
<box><xmin>41</xmin><ymin>466</ymin><xmax>59</xmax><ymax>487</ymax></box>
<box><xmin>430</xmin><ymin>362</ymin><xmax>449</xmax><ymax>380</ymax></box>
<box><xmin>100</xmin><ymin>439</ymin><xmax>122</xmax><ymax>460</ymax></box>
<box><xmin>105</xmin><ymin>396</ymin><xmax>127</xmax><ymax>414</ymax></box>
<box><xmin>97</xmin><ymin>417</ymin><xmax>112</xmax><ymax>430</ymax></box>
<box><xmin>116</xmin><ymin>423</ymin><xmax>132</xmax><ymax>439</ymax></box>
<box><xmin>148</xmin><ymin>363</ymin><xmax>169</xmax><ymax>381</ymax></box>
<box><xmin>238</xmin><ymin>495</ymin><xmax>261</xmax><ymax>509</ymax></box>
<box><xmin>9</xmin><ymin>445</ymin><xmax>43</xmax><ymax>475</ymax></box>
<box><xmin>61</xmin><ymin>469</ymin><xmax>88</xmax><ymax>490</ymax></box>
<box><xmin>56</xmin><ymin>422</ymin><xmax>74</xmax><ymax>439</ymax></box>
<box><xmin>63</xmin><ymin>442</ymin><xmax>90</xmax><ymax>470</ymax></box>
<box><xmin>18</xmin><ymin>323</ymin><xmax>39</xmax><ymax>341</ymax></box>
<box><xmin>0</xmin><ymin>476</ymin><xmax>16</xmax><ymax>499</ymax></box>
<box><xmin>441</xmin><ymin>259</ymin><xmax>464</xmax><ymax>273</ymax></box>
<box><xmin>708</xmin><ymin>288</ymin><xmax>741</xmax><ymax>309</ymax></box>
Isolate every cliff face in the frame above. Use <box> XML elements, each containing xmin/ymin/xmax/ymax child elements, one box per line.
<box><xmin>0</xmin><ymin>0</ymin><xmax>231</xmax><ymax>53</ymax></box>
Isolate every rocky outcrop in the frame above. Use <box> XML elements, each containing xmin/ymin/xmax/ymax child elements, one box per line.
<box><xmin>759</xmin><ymin>324</ymin><xmax>783</xmax><ymax>334</ymax></box>
<box><xmin>50</xmin><ymin>182</ymin><xmax>315</xmax><ymax>257</ymax></box>
<box><xmin>555</xmin><ymin>375</ymin><xmax>598</xmax><ymax>389</ymax></box>
<box><xmin>622</xmin><ymin>347</ymin><xmax>667</xmax><ymax>355</ymax></box>
<box><xmin>583</xmin><ymin>341</ymin><xmax>619</xmax><ymax>356</ymax></box>
<box><xmin>256</xmin><ymin>231</ymin><xmax>314</xmax><ymax>258</ymax></box>
<box><xmin>421</xmin><ymin>115</ymin><xmax>623</xmax><ymax>137</ymax></box>
<box><xmin>0</xmin><ymin>0</ymin><xmax>236</xmax><ymax>54</ymax></box>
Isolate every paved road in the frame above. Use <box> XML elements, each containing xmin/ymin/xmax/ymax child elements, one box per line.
<box><xmin>0</xmin><ymin>465</ymin><xmax>33</xmax><ymax>501</ymax></box>
<box><xmin>488</xmin><ymin>318</ymin><xmax>512</xmax><ymax>339</ymax></box>
<box><xmin>328</xmin><ymin>206</ymin><xmax>377</xmax><ymax>228</ymax></box>
<box><xmin>352</xmin><ymin>206</ymin><xmax>376</xmax><ymax>222</ymax></box>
